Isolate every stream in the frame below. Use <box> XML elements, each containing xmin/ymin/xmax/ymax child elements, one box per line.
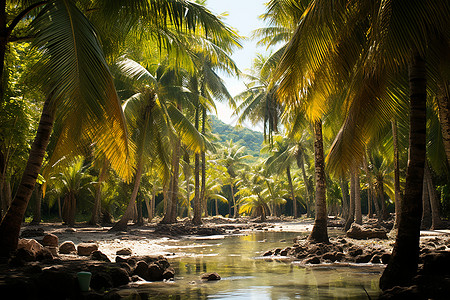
<box><xmin>118</xmin><ymin>230</ymin><xmax>382</xmax><ymax>299</ymax></box>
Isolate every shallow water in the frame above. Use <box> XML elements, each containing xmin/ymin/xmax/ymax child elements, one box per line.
<box><xmin>118</xmin><ymin>231</ymin><xmax>382</xmax><ymax>299</ymax></box>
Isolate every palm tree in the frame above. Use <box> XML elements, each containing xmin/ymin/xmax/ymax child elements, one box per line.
<box><xmin>110</xmin><ymin>59</ymin><xmax>204</xmax><ymax>231</ymax></box>
<box><xmin>262</xmin><ymin>136</ymin><xmax>300</xmax><ymax>218</ymax></box>
<box><xmin>268</xmin><ymin>0</ymin><xmax>449</xmax><ymax>288</ymax></box>
<box><xmin>215</xmin><ymin>140</ymin><xmax>251</xmax><ymax>218</ymax></box>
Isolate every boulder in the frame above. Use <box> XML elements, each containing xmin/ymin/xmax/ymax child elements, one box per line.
<box><xmin>90</xmin><ymin>250</ymin><xmax>111</xmax><ymax>262</ymax></box>
<box><xmin>305</xmin><ymin>256</ymin><xmax>321</xmax><ymax>264</ymax></box>
<box><xmin>20</xmin><ymin>228</ymin><xmax>45</xmax><ymax>238</ymax></box>
<box><xmin>59</xmin><ymin>241</ymin><xmax>76</xmax><ymax>254</ymax></box>
<box><xmin>200</xmin><ymin>272</ymin><xmax>221</xmax><ymax>281</ymax></box>
<box><xmin>109</xmin><ymin>268</ymin><xmax>130</xmax><ymax>287</ymax></box>
<box><xmin>42</xmin><ymin>234</ymin><xmax>59</xmax><ymax>247</ymax></box>
<box><xmin>162</xmin><ymin>268</ymin><xmax>175</xmax><ymax>280</ymax></box>
<box><xmin>346</xmin><ymin>223</ymin><xmax>387</xmax><ymax>240</ymax></box>
<box><xmin>116</xmin><ymin>248</ymin><xmax>132</xmax><ymax>256</ymax></box>
<box><xmin>17</xmin><ymin>238</ymin><xmax>44</xmax><ymax>257</ymax></box>
<box><xmin>77</xmin><ymin>243</ymin><xmax>98</xmax><ymax>256</ymax></box>
<box><xmin>36</xmin><ymin>248</ymin><xmax>53</xmax><ymax>261</ymax></box>
<box><xmin>133</xmin><ymin>261</ymin><xmax>149</xmax><ymax>279</ymax></box>
<box><xmin>14</xmin><ymin>248</ymin><xmax>36</xmax><ymax>262</ymax></box>
<box><xmin>147</xmin><ymin>263</ymin><xmax>164</xmax><ymax>281</ymax></box>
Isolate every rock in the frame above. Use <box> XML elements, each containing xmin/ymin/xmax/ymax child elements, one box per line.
<box><xmin>280</xmin><ymin>248</ymin><xmax>290</xmax><ymax>256</ymax></box>
<box><xmin>322</xmin><ymin>252</ymin><xmax>338</xmax><ymax>262</ymax></box>
<box><xmin>42</xmin><ymin>234</ymin><xmax>59</xmax><ymax>247</ymax></box>
<box><xmin>147</xmin><ymin>263</ymin><xmax>164</xmax><ymax>281</ymax></box>
<box><xmin>110</xmin><ymin>268</ymin><xmax>130</xmax><ymax>287</ymax></box>
<box><xmin>348</xmin><ymin>247</ymin><xmax>363</xmax><ymax>257</ymax></box>
<box><xmin>77</xmin><ymin>243</ymin><xmax>98</xmax><ymax>256</ymax></box>
<box><xmin>90</xmin><ymin>250</ymin><xmax>111</xmax><ymax>262</ymax></box>
<box><xmin>59</xmin><ymin>241</ymin><xmax>76</xmax><ymax>254</ymax></box>
<box><xmin>370</xmin><ymin>255</ymin><xmax>382</xmax><ymax>264</ymax></box>
<box><xmin>91</xmin><ymin>272</ymin><xmax>113</xmax><ymax>291</ymax></box>
<box><xmin>200</xmin><ymin>272</ymin><xmax>221</xmax><ymax>281</ymax></box>
<box><xmin>133</xmin><ymin>261</ymin><xmax>149</xmax><ymax>279</ymax></box>
<box><xmin>262</xmin><ymin>250</ymin><xmax>273</xmax><ymax>256</ymax></box>
<box><xmin>17</xmin><ymin>238</ymin><xmax>44</xmax><ymax>257</ymax></box>
<box><xmin>421</xmin><ymin>251</ymin><xmax>450</xmax><ymax>276</ymax></box>
<box><xmin>115</xmin><ymin>256</ymin><xmax>127</xmax><ymax>263</ymax></box>
<box><xmin>346</xmin><ymin>223</ymin><xmax>388</xmax><ymax>240</ymax></box>
<box><xmin>36</xmin><ymin>247</ymin><xmax>53</xmax><ymax>261</ymax></box>
<box><xmin>116</xmin><ymin>248</ymin><xmax>132</xmax><ymax>256</ymax></box>
<box><xmin>162</xmin><ymin>267</ymin><xmax>175</xmax><ymax>280</ymax></box>
<box><xmin>131</xmin><ymin>275</ymin><xmax>145</xmax><ymax>282</ymax></box>
<box><xmin>47</xmin><ymin>247</ymin><xmax>58</xmax><ymax>257</ymax></box>
<box><xmin>36</xmin><ymin>270</ymin><xmax>77</xmax><ymax>299</ymax></box>
<box><xmin>305</xmin><ymin>256</ymin><xmax>321</xmax><ymax>264</ymax></box>
<box><xmin>14</xmin><ymin>248</ymin><xmax>36</xmax><ymax>262</ymax></box>
<box><xmin>355</xmin><ymin>254</ymin><xmax>373</xmax><ymax>263</ymax></box>
<box><xmin>379</xmin><ymin>285</ymin><xmax>423</xmax><ymax>299</ymax></box>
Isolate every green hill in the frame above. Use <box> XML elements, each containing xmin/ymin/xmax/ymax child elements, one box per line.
<box><xmin>209</xmin><ymin>115</ymin><xmax>264</xmax><ymax>159</ymax></box>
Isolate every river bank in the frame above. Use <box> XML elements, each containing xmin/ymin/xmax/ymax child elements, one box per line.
<box><xmin>1</xmin><ymin>216</ymin><xmax>449</xmax><ymax>299</ymax></box>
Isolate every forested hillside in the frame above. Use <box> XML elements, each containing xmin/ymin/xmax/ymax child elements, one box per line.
<box><xmin>209</xmin><ymin>115</ymin><xmax>264</xmax><ymax>158</ymax></box>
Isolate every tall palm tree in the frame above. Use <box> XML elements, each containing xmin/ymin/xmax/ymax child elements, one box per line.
<box><xmin>262</xmin><ymin>136</ymin><xmax>300</xmax><ymax>218</ymax></box>
<box><xmin>110</xmin><ymin>58</ymin><xmax>204</xmax><ymax>231</ymax></box>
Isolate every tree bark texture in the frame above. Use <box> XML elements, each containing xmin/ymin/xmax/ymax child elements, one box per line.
<box><xmin>421</xmin><ymin>177</ymin><xmax>431</xmax><ymax>229</ymax></box>
<box><xmin>110</xmin><ymin>162</ymin><xmax>143</xmax><ymax>231</ymax></box>
<box><xmin>287</xmin><ymin>165</ymin><xmax>297</xmax><ymax>218</ymax></box>
<box><xmin>0</xmin><ymin>95</ymin><xmax>54</xmax><ymax>256</ymax></box>
<box><xmin>308</xmin><ymin>119</ymin><xmax>329</xmax><ymax>243</ymax></box>
<box><xmin>380</xmin><ymin>52</ymin><xmax>427</xmax><ymax>290</ymax></box>
<box><xmin>354</xmin><ymin>171</ymin><xmax>362</xmax><ymax>224</ymax></box>
<box><xmin>344</xmin><ymin>172</ymin><xmax>355</xmax><ymax>231</ymax></box>
<box><xmin>339</xmin><ymin>178</ymin><xmax>349</xmax><ymax>220</ymax></box>
<box><xmin>424</xmin><ymin>162</ymin><xmax>444</xmax><ymax>229</ymax></box>
<box><xmin>392</xmin><ymin>121</ymin><xmax>402</xmax><ymax>229</ymax></box>
<box><xmin>437</xmin><ymin>86</ymin><xmax>450</xmax><ymax>165</ymax></box>
<box><xmin>89</xmin><ymin>162</ymin><xmax>107</xmax><ymax>225</ymax></box>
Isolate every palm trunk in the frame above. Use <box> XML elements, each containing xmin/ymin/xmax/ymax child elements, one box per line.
<box><xmin>421</xmin><ymin>177</ymin><xmax>431</xmax><ymax>229</ymax></box>
<box><xmin>161</xmin><ymin>138</ymin><xmax>181</xmax><ymax>224</ymax></box>
<box><xmin>192</xmin><ymin>152</ymin><xmax>202</xmax><ymax>225</ymax></box>
<box><xmin>308</xmin><ymin>119</ymin><xmax>328</xmax><ymax>243</ymax></box>
<box><xmin>192</xmin><ymin>103</ymin><xmax>202</xmax><ymax>225</ymax></box>
<box><xmin>0</xmin><ymin>94</ymin><xmax>54</xmax><ymax>256</ymax></box>
<box><xmin>340</xmin><ymin>178</ymin><xmax>349</xmax><ymax>220</ymax></box>
<box><xmin>392</xmin><ymin>121</ymin><xmax>402</xmax><ymax>229</ymax></box>
<box><xmin>299</xmin><ymin>155</ymin><xmax>312</xmax><ymax>217</ymax></box>
<box><xmin>379</xmin><ymin>177</ymin><xmax>389</xmax><ymax>220</ymax></box>
<box><xmin>89</xmin><ymin>162</ymin><xmax>107</xmax><ymax>225</ymax></box>
<box><xmin>57</xmin><ymin>196</ymin><xmax>62</xmax><ymax>221</ymax></box>
<box><xmin>345</xmin><ymin>172</ymin><xmax>356</xmax><ymax>231</ymax></box>
<box><xmin>363</xmin><ymin>154</ymin><xmax>375</xmax><ymax>219</ymax></box>
<box><xmin>110</xmin><ymin>162</ymin><xmax>144</xmax><ymax>231</ymax></box>
<box><xmin>200</xmin><ymin>108</ymin><xmax>207</xmax><ymax>217</ymax></box>
<box><xmin>215</xmin><ymin>199</ymin><xmax>219</xmax><ymax>216</ymax></box>
<box><xmin>424</xmin><ymin>162</ymin><xmax>443</xmax><ymax>229</ymax></box>
<box><xmin>286</xmin><ymin>165</ymin><xmax>297</xmax><ymax>218</ymax></box>
<box><xmin>437</xmin><ymin>85</ymin><xmax>450</xmax><ymax>165</ymax></box>
<box><xmin>354</xmin><ymin>171</ymin><xmax>362</xmax><ymax>225</ymax></box>
<box><xmin>380</xmin><ymin>52</ymin><xmax>427</xmax><ymax>290</ymax></box>
<box><xmin>0</xmin><ymin>0</ymin><xmax>7</xmax><ymax>106</ymax></box>
<box><xmin>31</xmin><ymin>185</ymin><xmax>42</xmax><ymax>224</ymax></box>
<box><xmin>231</xmin><ymin>180</ymin><xmax>238</xmax><ymax>218</ymax></box>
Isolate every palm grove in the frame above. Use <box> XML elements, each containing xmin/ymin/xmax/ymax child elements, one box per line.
<box><xmin>0</xmin><ymin>0</ymin><xmax>449</xmax><ymax>292</ymax></box>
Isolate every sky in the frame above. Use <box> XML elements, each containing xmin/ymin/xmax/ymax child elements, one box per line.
<box><xmin>205</xmin><ymin>0</ymin><xmax>269</xmax><ymax>131</ymax></box>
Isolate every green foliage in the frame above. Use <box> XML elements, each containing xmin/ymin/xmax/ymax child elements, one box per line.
<box><xmin>209</xmin><ymin>115</ymin><xmax>264</xmax><ymax>160</ymax></box>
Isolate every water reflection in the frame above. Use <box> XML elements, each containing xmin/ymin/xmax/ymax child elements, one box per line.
<box><xmin>119</xmin><ymin>231</ymin><xmax>382</xmax><ymax>299</ymax></box>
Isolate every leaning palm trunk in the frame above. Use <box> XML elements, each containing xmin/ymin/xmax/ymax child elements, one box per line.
<box><xmin>287</xmin><ymin>165</ymin><xmax>297</xmax><ymax>218</ymax></box>
<box><xmin>354</xmin><ymin>172</ymin><xmax>362</xmax><ymax>225</ymax></box>
<box><xmin>380</xmin><ymin>52</ymin><xmax>427</xmax><ymax>290</ymax></box>
<box><xmin>0</xmin><ymin>95</ymin><xmax>54</xmax><ymax>256</ymax></box>
<box><xmin>344</xmin><ymin>172</ymin><xmax>356</xmax><ymax>231</ymax></box>
<box><xmin>421</xmin><ymin>178</ymin><xmax>431</xmax><ymax>229</ymax></box>
<box><xmin>437</xmin><ymin>86</ymin><xmax>450</xmax><ymax>165</ymax></box>
<box><xmin>339</xmin><ymin>178</ymin><xmax>349</xmax><ymax>220</ymax></box>
<box><xmin>300</xmin><ymin>156</ymin><xmax>312</xmax><ymax>218</ymax></box>
<box><xmin>110</xmin><ymin>162</ymin><xmax>144</xmax><ymax>231</ymax></box>
<box><xmin>307</xmin><ymin>119</ymin><xmax>328</xmax><ymax>243</ymax></box>
<box><xmin>392</xmin><ymin>121</ymin><xmax>402</xmax><ymax>229</ymax></box>
<box><xmin>89</xmin><ymin>162</ymin><xmax>107</xmax><ymax>225</ymax></box>
<box><xmin>200</xmin><ymin>108</ymin><xmax>207</xmax><ymax>217</ymax></box>
<box><xmin>424</xmin><ymin>162</ymin><xmax>444</xmax><ymax>229</ymax></box>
